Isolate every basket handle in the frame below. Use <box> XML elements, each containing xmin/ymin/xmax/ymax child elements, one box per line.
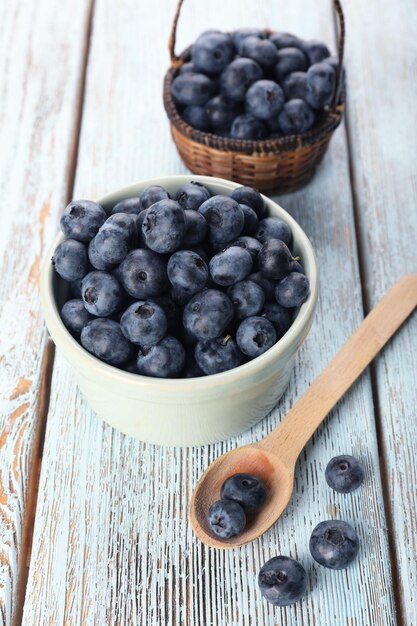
<box><xmin>168</xmin><ymin>0</ymin><xmax>345</xmax><ymax>107</ymax></box>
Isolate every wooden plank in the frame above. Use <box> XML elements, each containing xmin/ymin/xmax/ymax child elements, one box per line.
<box><xmin>23</xmin><ymin>0</ymin><xmax>397</xmax><ymax>623</ymax></box>
<box><xmin>343</xmin><ymin>0</ymin><xmax>417</xmax><ymax>622</ymax></box>
<box><xmin>0</xmin><ymin>1</ymin><xmax>92</xmax><ymax>624</ymax></box>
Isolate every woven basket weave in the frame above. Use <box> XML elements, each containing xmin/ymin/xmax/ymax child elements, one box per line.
<box><xmin>163</xmin><ymin>0</ymin><xmax>345</xmax><ymax>192</ymax></box>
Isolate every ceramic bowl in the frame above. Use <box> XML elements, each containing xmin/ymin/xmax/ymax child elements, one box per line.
<box><xmin>41</xmin><ymin>175</ymin><xmax>318</xmax><ymax>446</ymax></box>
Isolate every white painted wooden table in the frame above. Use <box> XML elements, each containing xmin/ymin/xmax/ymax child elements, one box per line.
<box><xmin>1</xmin><ymin>0</ymin><xmax>416</xmax><ymax>624</ymax></box>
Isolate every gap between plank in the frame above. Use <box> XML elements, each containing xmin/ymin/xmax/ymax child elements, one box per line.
<box><xmin>12</xmin><ymin>0</ymin><xmax>96</xmax><ymax>623</ymax></box>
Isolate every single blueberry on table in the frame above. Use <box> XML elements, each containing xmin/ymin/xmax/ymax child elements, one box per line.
<box><xmin>248</xmin><ymin>271</ymin><xmax>276</xmax><ymax>300</ymax></box>
<box><xmin>239</xmin><ymin>204</ymin><xmax>259</xmax><ymax>235</ymax></box>
<box><xmin>209</xmin><ymin>246</ymin><xmax>253</xmax><ymax>286</ymax></box>
<box><xmin>220</xmin><ymin>58</ymin><xmax>263</xmax><ymax>102</ymax></box>
<box><xmin>88</xmin><ymin>237</ymin><xmax>116</xmax><ymax>270</ymax></box>
<box><xmin>205</xmin><ymin>95</ymin><xmax>240</xmax><ymax>133</ymax></box>
<box><xmin>306</xmin><ymin>61</ymin><xmax>336</xmax><ymax>109</ymax></box>
<box><xmin>241</xmin><ymin>36</ymin><xmax>279</xmax><ymax>68</ymax></box>
<box><xmin>117</xmin><ymin>249</ymin><xmax>168</xmax><ymax>299</ymax></box>
<box><xmin>207</xmin><ymin>500</ymin><xmax>246</xmax><ymax>539</ymax></box>
<box><xmin>198</xmin><ymin>196</ymin><xmax>244</xmax><ymax>243</ymax></box>
<box><xmin>236</xmin><ymin>316</ymin><xmax>277</xmax><ymax>357</ymax></box>
<box><xmin>255</xmin><ymin>217</ymin><xmax>292</xmax><ymax>246</ymax></box>
<box><xmin>246</xmin><ymin>80</ymin><xmax>285</xmax><ymax>120</ymax></box>
<box><xmin>94</xmin><ymin>213</ymin><xmax>137</xmax><ymax>264</ymax></box>
<box><xmin>81</xmin><ymin>319</ymin><xmax>133</xmax><ymax>366</ymax></box>
<box><xmin>258</xmin><ymin>239</ymin><xmax>294</xmax><ymax>280</ymax></box>
<box><xmin>52</xmin><ymin>239</ymin><xmax>90</xmax><ymax>282</ymax></box>
<box><xmin>282</xmin><ymin>71</ymin><xmax>308</xmax><ymax>101</ymax></box>
<box><xmin>111</xmin><ymin>197</ymin><xmax>141</xmax><ymax>215</ymax></box>
<box><xmin>142</xmin><ymin>199</ymin><xmax>186</xmax><ymax>253</ymax></box>
<box><xmin>309</xmin><ymin>520</ymin><xmax>360</xmax><ymax>569</ymax></box>
<box><xmin>274</xmin><ymin>47</ymin><xmax>308</xmax><ymax>81</ymax></box>
<box><xmin>258</xmin><ymin>556</ymin><xmax>307</xmax><ymax>606</ymax></box>
<box><xmin>230</xmin><ymin>235</ymin><xmax>262</xmax><ymax>261</ymax></box>
<box><xmin>136</xmin><ymin>335</ymin><xmax>186</xmax><ymax>378</ymax></box>
<box><xmin>120</xmin><ymin>300</ymin><xmax>167</xmax><ymax>346</ymax></box>
<box><xmin>221</xmin><ymin>473</ymin><xmax>267</xmax><ymax>513</ymax></box>
<box><xmin>325</xmin><ymin>455</ymin><xmax>365</xmax><ymax>493</ymax></box>
<box><xmin>61</xmin><ymin>299</ymin><xmax>94</xmax><ymax>336</ymax></box>
<box><xmin>176</xmin><ymin>181</ymin><xmax>211</xmax><ymax>211</ymax></box>
<box><xmin>302</xmin><ymin>39</ymin><xmax>330</xmax><ymax>65</ymax></box>
<box><xmin>278</xmin><ymin>99</ymin><xmax>315</xmax><ymax>135</ymax></box>
<box><xmin>230</xmin><ymin>114</ymin><xmax>267</xmax><ymax>140</ymax></box>
<box><xmin>139</xmin><ymin>185</ymin><xmax>170</xmax><ymax>211</ymax></box>
<box><xmin>269</xmin><ymin>32</ymin><xmax>304</xmax><ymax>51</ymax></box>
<box><xmin>227</xmin><ymin>280</ymin><xmax>265</xmax><ymax>319</ymax></box>
<box><xmin>195</xmin><ymin>336</ymin><xmax>243</xmax><ymax>375</ymax></box>
<box><xmin>60</xmin><ymin>199</ymin><xmax>107</xmax><ymax>242</ymax></box>
<box><xmin>275</xmin><ymin>272</ymin><xmax>310</xmax><ymax>307</ymax></box>
<box><xmin>171</xmin><ymin>72</ymin><xmax>215</xmax><ymax>106</ymax></box>
<box><xmin>261</xmin><ymin>301</ymin><xmax>291</xmax><ymax>337</ymax></box>
<box><xmin>229</xmin><ymin>186</ymin><xmax>265</xmax><ymax>219</ymax></box>
<box><xmin>232</xmin><ymin>28</ymin><xmax>266</xmax><ymax>54</ymax></box>
<box><xmin>191</xmin><ymin>32</ymin><xmax>235</xmax><ymax>74</ymax></box>
<box><xmin>183</xmin><ymin>289</ymin><xmax>234</xmax><ymax>341</ymax></box>
<box><xmin>183</xmin><ymin>209</ymin><xmax>208</xmax><ymax>246</ymax></box>
<box><xmin>167</xmin><ymin>250</ymin><xmax>209</xmax><ymax>294</ymax></box>
<box><xmin>81</xmin><ymin>270</ymin><xmax>124</xmax><ymax>317</ymax></box>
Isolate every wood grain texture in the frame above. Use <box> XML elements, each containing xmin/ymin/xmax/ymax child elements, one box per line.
<box><xmin>0</xmin><ymin>0</ymin><xmax>92</xmax><ymax>624</ymax></box>
<box><xmin>343</xmin><ymin>0</ymin><xmax>417</xmax><ymax>622</ymax></box>
<box><xmin>22</xmin><ymin>0</ymin><xmax>400</xmax><ymax>623</ymax></box>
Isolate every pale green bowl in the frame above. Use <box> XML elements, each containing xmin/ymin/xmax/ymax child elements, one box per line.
<box><xmin>41</xmin><ymin>175</ymin><xmax>318</xmax><ymax>446</ymax></box>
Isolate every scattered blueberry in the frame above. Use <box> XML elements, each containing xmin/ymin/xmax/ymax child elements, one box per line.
<box><xmin>136</xmin><ymin>336</ymin><xmax>186</xmax><ymax>378</ymax></box>
<box><xmin>171</xmin><ymin>72</ymin><xmax>215</xmax><ymax>106</ymax></box>
<box><xmin>60</xmin><ymin>200</ymin><xmax>107</xmax><ymax>242</ymax></box>
<box><xmin>120</xmin><ymin>300</ymin><xmax>167</xmax><ymax>346</ymax></box>
<box><xmin>278</xmin><ymin>99</ymin><xmax>315</xmax><ymax>135</ymax></box>
<box><xmin>258</xmin><ymin>239</ymin><xmax>294</xmax><ymax>280</ymax></box>
<box><xmin>118</xmin><ymin>248</ymin><xmax>168</xmax><ymax>298</ymax></box>
<box><xmin>183</xmin><ymin>289</ymin><xmax>234</xmax><ymax>340</ymax></box>
<box><xmin>139</xmin><ymin>185</ymin><xmax>170</xmax><ymax>211</ymax></box>
<box><xmin>309</xmin><ymin>520</ymin><xmax>360</xmax><ymax>569</ymax></box>
<box><xmin>209</xmin><ymin>246</ymin><xmax>253</xmax><ymax>286</ymax></box>
<box><xmin>176</xmin><ymin>181</ymin><xmax>211</xmax><ymax>210</ymax></box>
<box><xmin>275</xmin><ymin>272</ymin><xmax>310</xmax><ymax>307</ymax></box>
<box><xmin>325</xmin><ymin>455</ymin><xmax>365</xmax><ymax>493</ymax></box>
<box><xmin>167</xmin><ymin>250</ymin><xmax>208</xmax><ymax>294</ymax></box>
<box><xmin>258</xmin><ymin>556</ymin><xmax>307</xmax><ymax>606</ymax></box>
<box><xmin>195</xmin><ymin>336</ymin><xmax>243</xmax><ymax>374</ymax></box>
<box><xmin>221</xmin><ymin>473</ymin><xmax>267</xmax><ymax>512</ymax></box>
<box><xmin>191</xmin><ymin>32</ymin><xmax>234</xmax><ymax>74</ymax></box>
<box><xmin>236</xmin><ymin>316</ymin><xmax>277</xmax><ymax>357</ymax></box>
<box><xmin>81</xmin><ymin>318</ymin><xmax>133</xmax><ymax>366</ymax></box>
<box><xmin>81</xmin><ymin>271</ymin><xmax>124</xmax><ymax>317</ymax></box>
<box><xmin>274</xmin><ymin>47</ymin><xmax>308</xmax><ymax>81</ymax></box>
<box><xmin>306</xmin><ymin>61</ymin><xmax>336</xmax><ymax>109</ymax></box>
<box><xmin>111</xmin><ymin>197</ymin><xmax>141</xmax><ymax>215</ymax></box>
<box><xmin>199</xmin><ymin>196</ymin><xmax>244</xmax><ymax>243</ymax></box>
<box><xmin>207</xmin><ymin>500</ymin><xmax>246</xmax><ymax>539</ymax></box>
<box><xmin>220</xmin><ymin>58</ymin><xmax>263</xmax><ymax>102</ymax></box>
<box><xmin>255</xmin><ymin>217</ymin><xmax>291</xmax><ymax>246</ymax></box>
<box><xmin>52</xmin><ymin>239</ymin><xmax>90</xmax><ymax>282</ymax></box>
<box><xmin>230</xmin><ymin>114</ymin><xmax>267</xmax><ymax>140</ymax></box>
<box><xmin>61</xmin><ymin>299</ymin><xmax>94</xmax><ymax>336</ymax></box>
<box><xmin>246</xmin><ymin>80</ymin><xmax>285</xmax><ymax>120</ymax></box>
<box><xmin>241</xmin><ymin>36</ymin><xmax>279</xmax><ymax>69</ymax></box>
<box><xmin>142</xmin><ymin>199</ymin><xmax>186</xmax><ymax>253</ymax></box>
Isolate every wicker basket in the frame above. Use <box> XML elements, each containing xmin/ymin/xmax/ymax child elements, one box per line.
<box><xmin>163</xmin><ymin>0</ymin><xmax>345</xmax><ymax>192</ymax></box>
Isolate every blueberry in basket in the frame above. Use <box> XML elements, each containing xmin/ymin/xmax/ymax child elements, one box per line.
<box><xmin>170</xmin><ymin>27</ymin><xmax>343</xmax><ymax>139</ymax></box>
<box><xmin>52</xmin><ymin>183</ymin><xmax>310</xmax><ymax>378</ymax></box>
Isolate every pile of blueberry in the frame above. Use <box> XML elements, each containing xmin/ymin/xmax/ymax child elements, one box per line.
<box><xmin>171</xmin><ymin>28</ymin><xmax>342</xmax><ymax>139</ymax></box>
<box><xmin>207</xmin><ymin>454</ymin><xmax>364</xmax><ymax>606</ymax></box>
<box><xmin>52</xmin><ymin>182</ymin><xmax>310</xmax><ymax>378</ymax></box>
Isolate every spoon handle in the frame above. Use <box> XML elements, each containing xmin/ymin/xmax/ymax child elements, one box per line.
<box><xmin>260</xmin><ymin>273</ymin><xmax>417</xmax><ymax>464</ymax></box>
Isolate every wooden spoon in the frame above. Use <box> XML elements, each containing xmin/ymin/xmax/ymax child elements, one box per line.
<box><xmin>190</xmin><ymin>273</ymin><xmax>417</xmax><ymax>549</ymax></box>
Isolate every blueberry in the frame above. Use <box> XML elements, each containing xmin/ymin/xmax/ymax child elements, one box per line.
<box><xmin>209</xmin><ymin>246</ymin><xmax>253</xmax><ymax>286</ymax></box>
<box><xmin>182</xmin><ymin>104</ymin><xmax>211</xmax><ymax>131</ymax></box>
<box><xmin>207</xmin><ymin>500</ymin><xmax>246</xmax><ymax>539</ymax></box>
<box><xmin>290</xmin><ymin>259</ymin><xmax>304</xmax><ymax>273</ymax></box>
<box><xmin>229</xmin><ymin>236</ymin><xmax>262</xmax><ymax>261</ymax></box>
<box><xmin>183</xmin><ymin>289</ymin><xmax>234</xmax><ymax>341</ymax></box>
<box><xmin>111</xmin><ymin>197</ymin><xmax>141</xmax><ymax>215</ymax></box>
<box><xmin>241</xmin><ymin>36</ymin><xmax>278</xmax><ymax>68</ymax></box>
<box><xmin>139</xmin><ymin>185</ymin><xmax>170</xmax><ymax>211</ymax></box>
<box><xmin>205</xmin><ymin>95</ymin><xmax>240</xmax><ymax>133</ymax></box>
<box><xmin>248</xmin><ymin>272</ymin><xmax>276</xmax><ymax>300</ymax></box>
<box><xmin>230</xmin><ymin>114</ymin><xmax>267</xmax><ymax>140</ymax></box>
<box><xmin>199</xmin><ymin>196</ymin><xmax>244</xmax><ymax>243</ymax></box>
<box><xmin>282</xmin><ymin>71</ymin><xmax>308</xmax><ymax>100</ymax></box>
<box><xmin>255</xmin><ymin>217</ymin><xmax>291</xmax><ymax>245</ymax></box>
<box><xmin>183</xmin><ymin>356</ymin><xmax>205</xmax><ymax>378</ymax></box>
<box><xmin>275</xmin><ymin>272</ymin><xmax>310</xmax><ymax>307</ymax></box>
<box><xmin>236</xmin><ymin>316</ymin><xmax>277</xmax><ymax>357</ymax></box>
<box><xmin>230</xmin><ymin>186</ymin><xmax>265</xmax><ymax>219</ymax></box>
<box><xmin>181</xmin><ymin>210</ymin><xmax>208</xmax><ymax>247</ymax></box>
<box><xmin>273</xmin><ymin>47</ymin><xmax>308</xmax><ymax>81</ymax></box>
<box><xmin>220</xmin><ymin>58</ymin><xmax>263</xmax><ymax>102</ymax></box>
<box><xmin>136</xmin><ymin>336</ymin><xmax>186</xmax><ymax>378</ymax></box>
<box><xmin>118</xmin><ymin>249</ymin><xmax>168</xmax><ymax>299</ymax></box>
<box><xmin>269</xmin><ymin>32</ymin><xmax>304</xmax><ymax>51</ymax></box>
<box><xmin>179</xmin><ymin>61</ymin><xmax>198</xmax><ymax>74</ymax></box>
<box><xmin>52</xmin><ymin>238</ymin><xmax>90</xmax><ymax>283</ymax></box>
<box><xmin>246</xmin><ymin>80</ymin><xmax>285</xmax><ymax>120</ymax></box>
<box><xmin>227</xmin><ymin>280</ymin><xmax>265</xmax><ymax>319</ymax></box>
<box><xmin>278</xmin><ymin>99</ymin><xmax>315</xmax><ymax>135</ymax></box>
<box><xmin>81</xmin><ymin>319</ymin><xmax>133</xmax><ymax>366</ymax></box>
<box><xmin>142</xmin><ymin>199</ymin><xmax>186</xmax><ymax>253</ymax></box>
<box><xmin>259</xmin><ymin>239</ymin><xmax>294</xmax><ymax>280</ymax></box>
<box><xmin>70</xmin><ymin>278</ymin><xmax>83</xmax><ymax>298</ymax></box>
<box><xmin>258</xmin><ymin>556</ymin><xmax>307</xmax><ymax>606</ymax></box>
<box><xmin>186</xmin><ymin>244</ymin><xmax>209</xmax><ymax>263</ymax></box>
<box><xmin>325</xmin><ymin>455</ymin><xmax>365</xmax><ymax>493</ymax></box>
<box><xmin>153</xmin><ymin>296</ymin><xmax>181</xmax><ymax>333</ymax></box>
<box><xmin>305</xmin><ymin>62</ymin><xmax>336</xmax><ymax>109</ymax></box>
<box><xmin>60</xmin><ymin>199</ymin><xmax>107</xmax><ymax>242</ymax></box>
<box><xmin>232</xmin><ymin>28</ymin><xmax>266</xmax><ymax>54</ymax></box>
<box><xmin>195</xmin><ymin>336</ymin><xmax>243</xmax><ymax>375</ymax></box>
<box><xmin>302</xmin><ymin>39</ymin><xmax>330</xmax><ymax>65</ymax></box>
<box><xmin>61</xmin><ymin>299</ymin><xmax>94</xmax><ymax>336</ymax></box>
<box><xmin>309</xmin><ymin>520</ymin><xmax>359</xmax><ymax>569</ymax></box>
<box><xmin>170</xmin><ymin>286</ymin><xmax>194</xmax><ymax>307</ymax></box>
<box><xmin>191</xmin><ymin>33</ymin><xmax>234</xmax><ymax>74</ymax></box>
<box><xmin>239</xmin><ymin>204</ymin><xmax>259</xmax><ymax>235</ymax></box>
<box><xmin>81</xmin><ymin>270</ymin><xmax>124</xmax><ymax>317</ymax></box>
<box><xmin>88</xmin><ymin>237</ymin><xmax>116</xmax><ymax>270</ymax></box>
<box><xmin>167</xmin><ymin>250</ymin><xmax>208</xmax><ymax>294</ymax></box>
<box><xmin>120</xmin><ymin>300</ymin><xmax>167</xmax><ymax>346</ymax></box>
<box><xmin>261</xmin><ymin>302</ymin><xmax>290</xmax><ymax>336</ymax></box>
<box><xmin>221</xmin><ymin>473</ymin><xmax>267</xmax><ymax>512</ymax></box>
<box><xmin>171</xmin><ymin>72</ymin><xmax>215</xmax><ymax>106</ymax></box>
<box><xmin>176</xmin><ymin>181</ymin><xmax>211</xmax><ymax>211</ymax></box>
<box><xmin>94</xmin><ymin>213</ymin><xmax>137</xmax><ymax>264</ymax></box>
<box><xmin>136</xmin><ymin>209</ymin><xmax>149</xmax><ymax>248</ymax></box>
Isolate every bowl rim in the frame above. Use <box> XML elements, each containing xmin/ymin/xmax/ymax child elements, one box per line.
<box><xmin>41</xmin><ymin>175</ymin><xmax>319</xmax><ymax>392</ymax></box>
